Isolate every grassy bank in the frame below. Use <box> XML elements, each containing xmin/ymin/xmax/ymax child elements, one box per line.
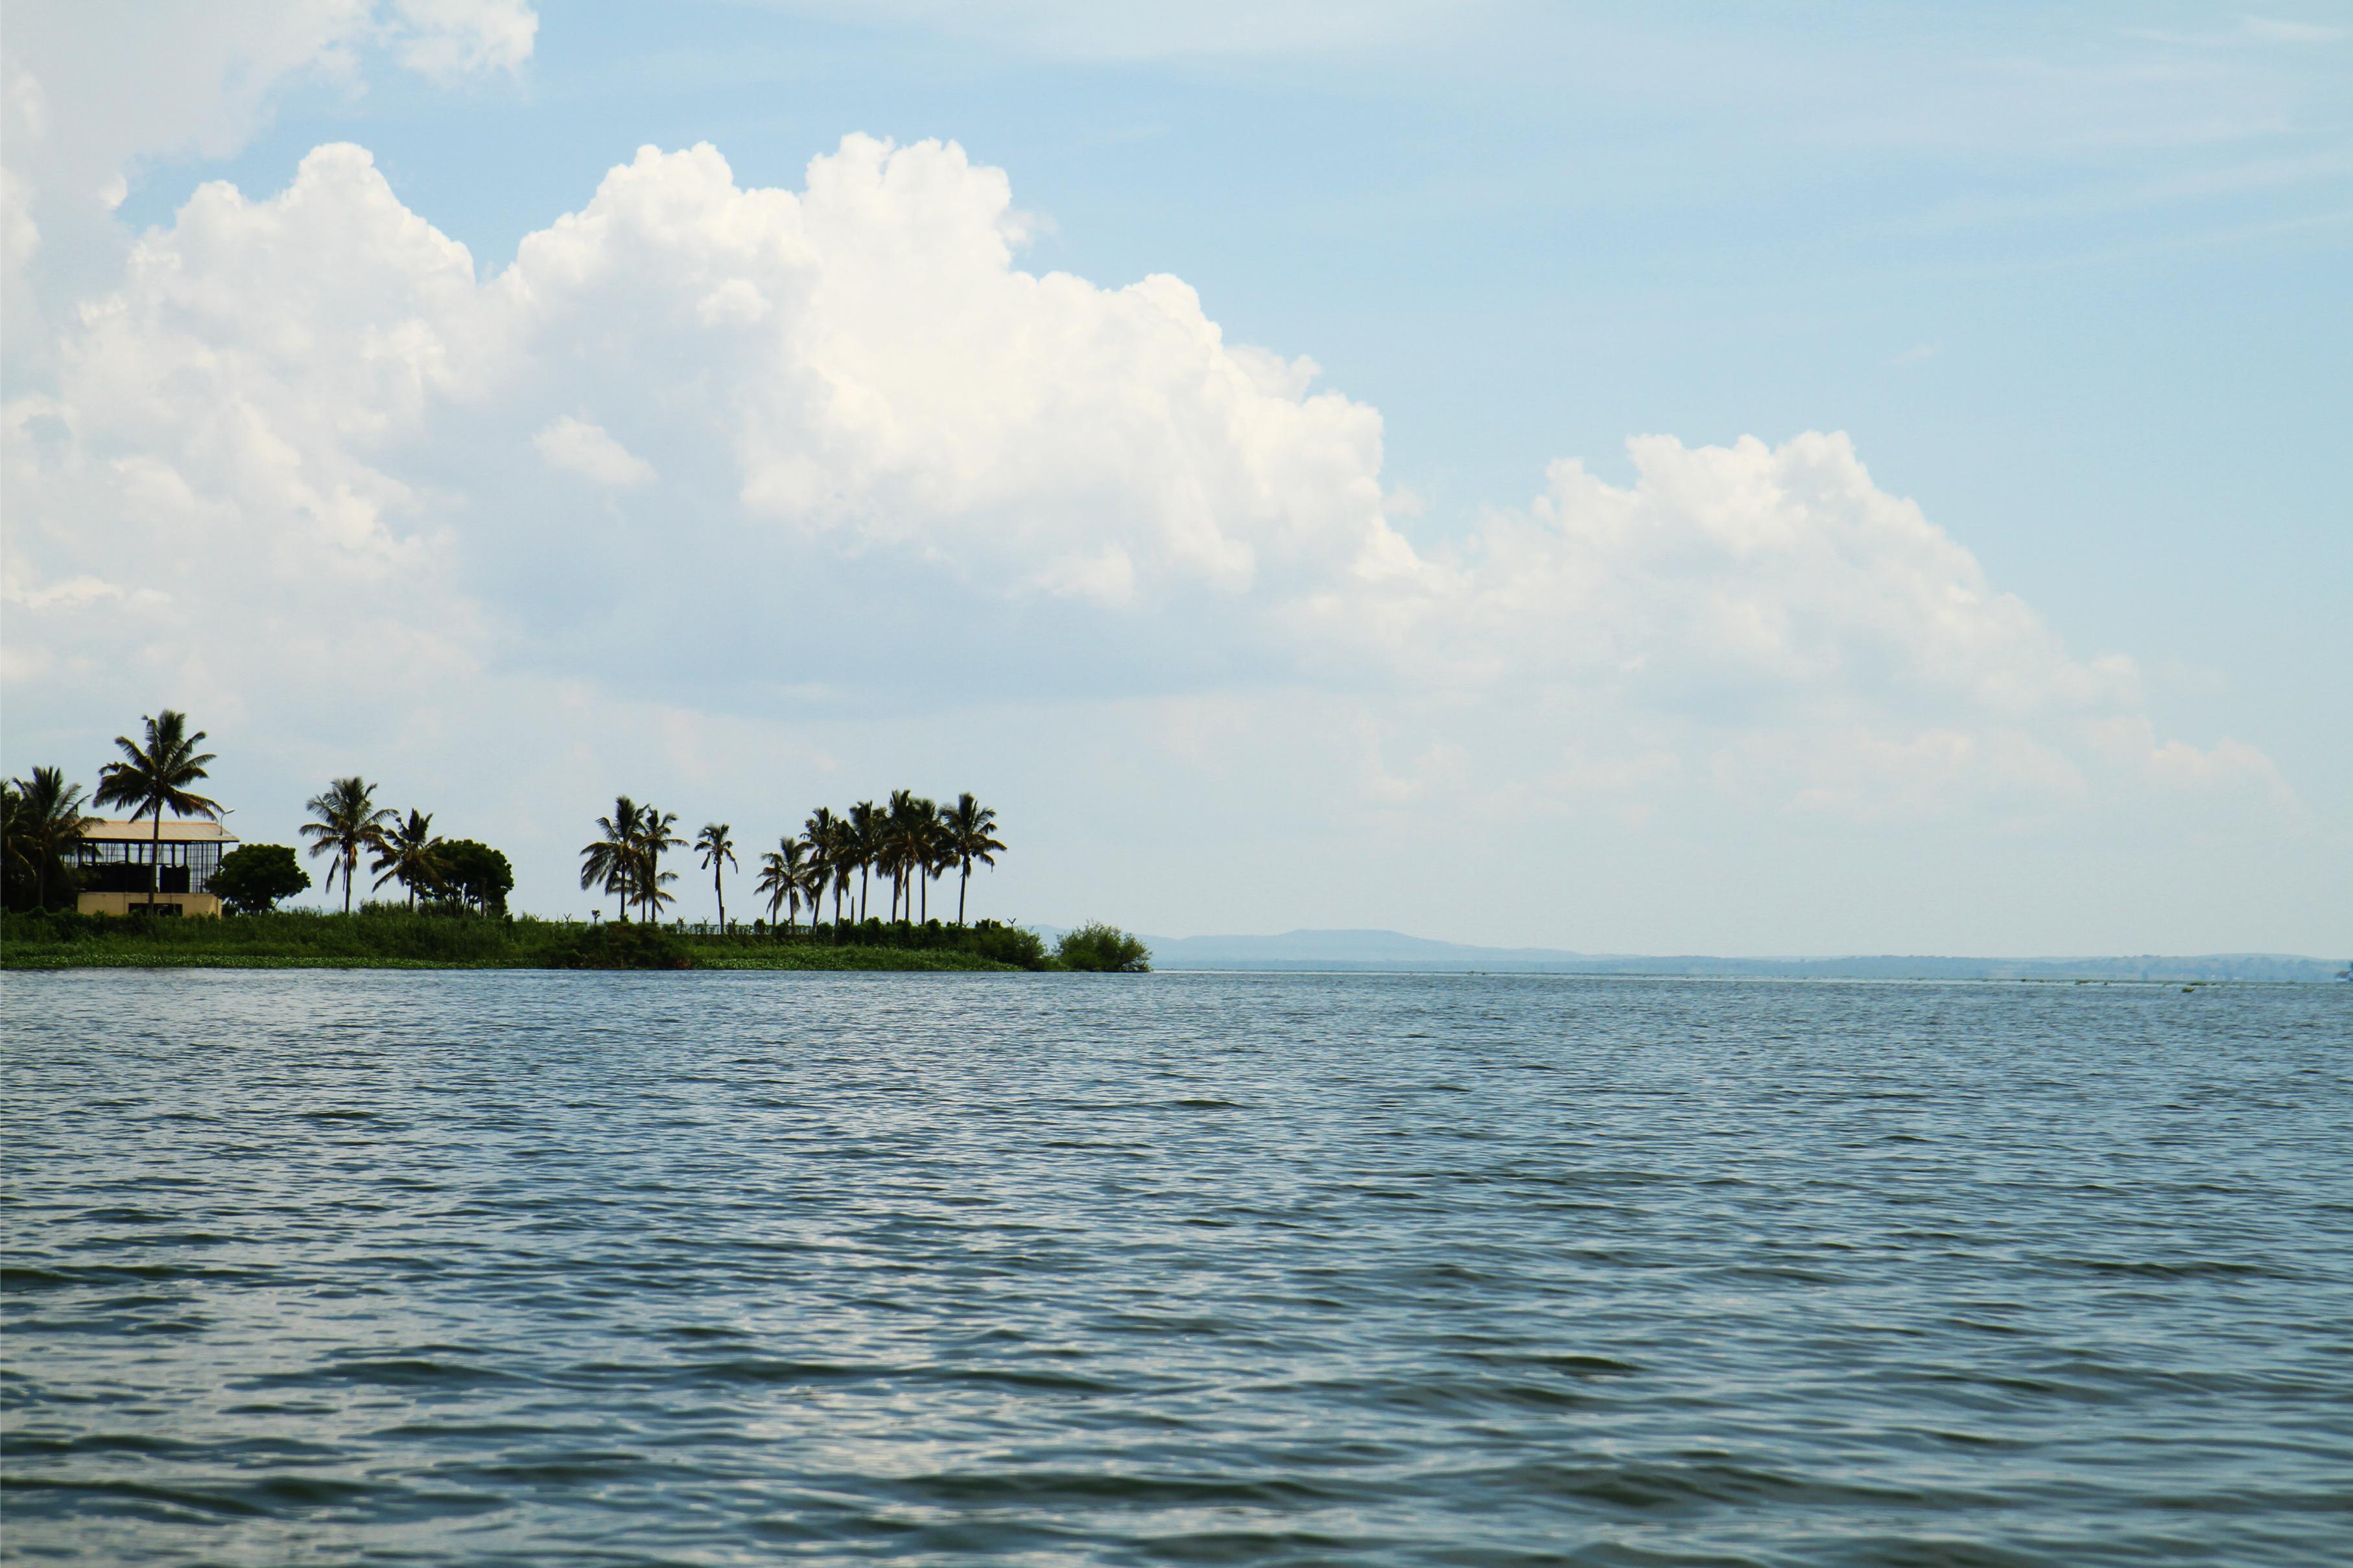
<box><xmin>0</xmin><ymin>909</ymin><xmax>1059</xmax><ymax>972</ymax></box>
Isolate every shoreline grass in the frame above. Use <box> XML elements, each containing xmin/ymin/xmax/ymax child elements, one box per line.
<box><xmin>0</xmin><ymin>909</ymin><xmax>1049</xmax><ymax>973</ymax></box>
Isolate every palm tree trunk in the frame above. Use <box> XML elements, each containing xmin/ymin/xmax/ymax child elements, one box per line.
<box><xmin>958</xmin><ymin>864</ymin><xmax>969</xmax><ymax>926</ymax></box>
<box><xmin>344</xmin><ymin>847</ymin><xmax>355</xmax><ymax>915</ymax></box>
<box><xmin>715</xmin><ymin>871</ymin><xmax>726</xmax><ymax>931</ymax></box>
<box><xmin>150</xmin><ymin>808</ymin><xmax>162</xmax><ymax>908</ymax></box>
<box><xmin>919</xmin><ymin>874</ymin><xmax>927</xmax><ymax>923</ymax></box>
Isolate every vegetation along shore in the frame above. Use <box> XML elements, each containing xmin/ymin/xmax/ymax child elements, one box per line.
<box><xmin>2</xmin><ymin>708</ymin><xmax>1148</xmax><ymax>972</ymax></box>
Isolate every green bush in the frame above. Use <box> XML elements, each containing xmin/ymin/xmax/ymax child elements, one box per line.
<box><xmin>1054</xmin><ymin>922</ymin><xmax>1151</xmax><ymax>972</ymax></box>
<box><xmin>965</xmin><ymin>919</ymin><xmax>1048</xmax><ymax>969</ymax></box>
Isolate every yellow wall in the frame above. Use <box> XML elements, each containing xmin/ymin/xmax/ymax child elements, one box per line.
<box><xmin>75</xmin><ymin>893</ymin><xmax>224</xmax><ymax>919</ymax></box>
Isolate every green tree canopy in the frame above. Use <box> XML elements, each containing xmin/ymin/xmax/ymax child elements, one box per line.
<box><xmin>436</xmin><ymin>839</ymin><xmax>514</xmax><ymax>915</ymax></box>
<box><xmin>210</xmin><ymin>844</ymin><xmax>311</xmax><ymax>914</ymax></box>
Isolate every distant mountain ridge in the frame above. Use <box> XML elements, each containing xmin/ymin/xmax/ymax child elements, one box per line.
<box><xmin>1116</xmin><ymin>928</ymin><xmax>2346</xmax><ymax>984</ymax></box>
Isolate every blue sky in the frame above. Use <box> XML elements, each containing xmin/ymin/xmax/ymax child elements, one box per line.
<box><xmin>6</xmin><ymin>1</ymin><xmax>2348</xmax><ymax>952</ymax></box>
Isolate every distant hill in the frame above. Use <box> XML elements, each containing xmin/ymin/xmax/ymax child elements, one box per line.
<box><xmin>1113</xmin><ymin>929</ymin><xmax>2347</xmax><ymax>984</ymax></box>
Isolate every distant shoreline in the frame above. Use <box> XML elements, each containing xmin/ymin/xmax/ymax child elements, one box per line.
<box><xmin>1133</xmin><ymin>931</ymin><xmax>2345</xmax><ymax>986</ymax></box>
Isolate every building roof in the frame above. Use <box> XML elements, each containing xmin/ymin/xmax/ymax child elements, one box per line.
<box><xmin>77</xmin><ymin>817</ymin><xmax>239</xmax><ymax>843</ymax></box>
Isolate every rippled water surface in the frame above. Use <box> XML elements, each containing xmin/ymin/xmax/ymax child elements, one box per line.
<box><xmin>5</xmin><ymin>971</ymin><xmax>2350</xmax><ymax>1565</ymax></box>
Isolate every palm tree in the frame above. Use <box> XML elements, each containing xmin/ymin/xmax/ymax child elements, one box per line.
<box><xmin>94</xmin><ymin>711</ymin><xmax>222</xmax><ymax>907</ymax></box>
<box><xmin>370</xmin><ymin>809</ymin><xmax>447</xmax><ymax>909</ymax></box>
<box><xmin>10</xmin><ymin>766</ymin><xmax>90</xmax><ymax>911</ymax></box>
<box><xmin>801</xmin><ymin>846</ymin><xmax>833</xmax><ymax>932</ymax></box>
<box><xmin>634</xmin><ymin>805</ymin><xmax>683</xmax><ymax>922</ymax></box>
<box><xmin>804</xmin><ymin>808</ymin><xmax>844</xmax><ymax>926</ymax></box>
<box><xmin>847</xmin><ymin>799</ymin><xmax>879</xmax><ymax>921</ymax></box>
<box><xmin>881</xmin><ymin>790</ymin><xmax>911</xmax><ymax>921</ymax></box>
<box><xmin>0</xmin><ymin>780</ymin><xmax>21</xmax><ymax>904</ymax></box>
<box><xmin>914</xmin><ymin>797</ymin><xmax>947</xmax><ymax>922</ymax></box>
<box><xmin>940</xmin><ymin>791</ymin><xmax>1004</xmax><ymax>926</ymax></box>
<box><xmin>581</xmin><ymin>796</ymin><xmax>644</xmax><ymax>920</ymax></box>
<box><xmin>755</xmin><ymin>836</ymin><xmax>809</xmax><ymax>931</ymax></box>
<box><xmin>696</xmin><ymin>822</ymin><xmax>737</xmax><ymax>929</ymax></box>
<box><xmin>302</xmin><ymin>777</ymin><xmax>396</xmax><ymax>915</ymax></box>
<box><xmin>882</xmin><ymin>790</ymin><xmax>939</xmax><ymax>923</ymax></box>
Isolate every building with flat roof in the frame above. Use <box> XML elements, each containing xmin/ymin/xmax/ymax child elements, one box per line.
<box><xmin>75</xmin><ymin>819</ymin><xmax>239</xmax><ymax>917</ymax></box>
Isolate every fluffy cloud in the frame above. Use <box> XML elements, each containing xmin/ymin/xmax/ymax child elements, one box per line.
<box><xmin>0</xmin><ymin>113</ymin><xmax>2318</xmax><ymax>937</ymax></box>
<box><xmin>536</xmin><ymin>417</ymin><xmax>657</xmax><ymax>488</ymax></box>
<box><xmin>1</xmin><ymin>1</ymin><xmax>534</xmax><ymax>387</ymax></box>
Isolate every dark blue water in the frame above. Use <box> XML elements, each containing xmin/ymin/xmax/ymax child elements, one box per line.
<box><xmin>4</xmin><ymin>971</ymin><xmax>2349</xmax><ymax>1565</ymax></box>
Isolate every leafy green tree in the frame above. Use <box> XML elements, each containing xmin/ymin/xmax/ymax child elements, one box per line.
<box><xmin>302</xmin><ymin>777</ymin><xmax>396</xmax><ymax>915</ymax></box>
<box><xmin>437</xmin><ymin>839</ymin><xmax>514</xmax><ymax>915</ymax></box>
<box><xmin>940</xmin><ymin>791</ymin><xmax>1004</xmax><ymax>926</ymax></box>
<box><xmin>1056</xmin><ymin>922</ymin><xmax>1151</xmax><ymax>972</ymax></box>
<box><xmin>210</xmin><ymin>844</ymin><xmax>311</xmax><ymax>914</ymax></box>
<box><xmin>372</xmin><ymin>810</ymin><xmax>449</xmax><ymax>909</ymax></box>
<box><xmin>8</xmin><ymin>766</ymin><xmax>89</xmax><ymax>911</ymax></box>
<box><xmin>695</xmin><ymin>822</ymin><xmax>737</xmax><ymax>928</ymax></box>
<box><xmin>93</xmin><ymin>710</ymin><xmax>221</xmax><ymax>906</ymax></box>
<box><xmin>581</xmin><ymin>796</ymin><xmax>644</xmax><ymax>920</ymax></box>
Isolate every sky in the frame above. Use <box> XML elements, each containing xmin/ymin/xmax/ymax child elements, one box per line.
<box><xmin>3</xmin><ymin>0</ymin><xmax>2347</xmax><ymax>955</ymax></box>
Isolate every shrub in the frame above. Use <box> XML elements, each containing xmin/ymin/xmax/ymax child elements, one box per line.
<box><xmin>209</xmin><ymin>844</ymin><xmax>311</xmax><ymax>914</ymax></box>
<box><xmin>538</xmin><ymin>920</ymin><xmax>692</xmax><ymax>970</ymax></box>
<box><xmin>1054</xmin><ymin>922</ymin><xmax>1150</xmax><ymax>972</ymax></box>
<box><xmin>966</xmin><ymin>919</ymin><xmax>1048</xmax><ymax>970</ymax></box>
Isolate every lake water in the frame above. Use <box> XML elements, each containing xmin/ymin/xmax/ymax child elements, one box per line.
<box><xmin>4</xmin><ymin>970</ymin><xmax>2349</xmax><ymax>1565</ymax></box>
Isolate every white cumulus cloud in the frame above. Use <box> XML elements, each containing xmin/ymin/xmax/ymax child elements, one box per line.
<box><xmin>534</xmin><ymin>417</ymin><xmax>657</xmax><ymax>488</ymax></box>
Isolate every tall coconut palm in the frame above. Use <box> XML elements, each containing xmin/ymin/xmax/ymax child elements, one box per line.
<box><xmin>912</xmin><ymin>797</ymin><xmax>947</xmax><ymax>923</ymax></box>
<box><xmin>635</xmin><ymin>805</ymin><xmax>683</xmax><ymax>922</ymax></box>
<box><xmin>880</xmin><ymin>790</ymin><xmax>913</xmax><ymax>921</ymax></box>
<box><xmin>370</xmin><ymin>810</ymin><xmax>448</xmax><ymax>909</ymax></box>
<box><xmin>302</xmin><ymin>777</ymin><xmax>396</xmax><ymax>915</ymax></box>
<box><xmin>882</xmin><ymin>790</ymin><xmax>938</xmax><ymax>922</ymax></box>
<box><xmin>10</xmin><ymin>766</ymin><xmax>90</xmax><ymax>911</ymax></box>
<box><xmin>800</xmin><ymin>845</ymin><xmax>833</xmax><ymax>931</ymax></box>
<box><xmin>696</xmin><ymin>822</ymin><xmax>737</xmax><ymax>929</ymax></box>
<box><xmin>581</xmin><ymin>796</ymin><xmax>644</xmax><ymax>919</ymax></box>
<box><xmin>0</xmin><ymin>779</ymin><xmax>21</xmax><ymax>904</ymax></box>
<box><xmin>827</xmin><ymin>826</ymin><xmax>857</xmax><ymax>923</ymax></box>
<box><xmin>93</xmin><ymin>711</ymin><xmax>222</xmax><ymax>907</ymax></box>
<box><xmin>940</xmin><ymin>791</ymin><xmax>1004</xmax><ymax>926</ymax></box>
<box><xmin>803</xmin><ymin>808</ymin><xmax>843</xmax><ymax>926</ymax></box>
<box><xmin>846</xmin><ymin>799</ymin><xmax>879</xmax><ymax>921</ymax></box>
<box><xmin>755</xmin><ymin>836</ymin><xmax>809</xmax><ymax>931</ymax></box>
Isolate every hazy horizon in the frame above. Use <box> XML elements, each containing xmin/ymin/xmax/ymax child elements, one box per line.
<box><xmin>5</xmin><ymin>3</ymin><xmax>2347</xmax><ymax>956</ymax></box>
